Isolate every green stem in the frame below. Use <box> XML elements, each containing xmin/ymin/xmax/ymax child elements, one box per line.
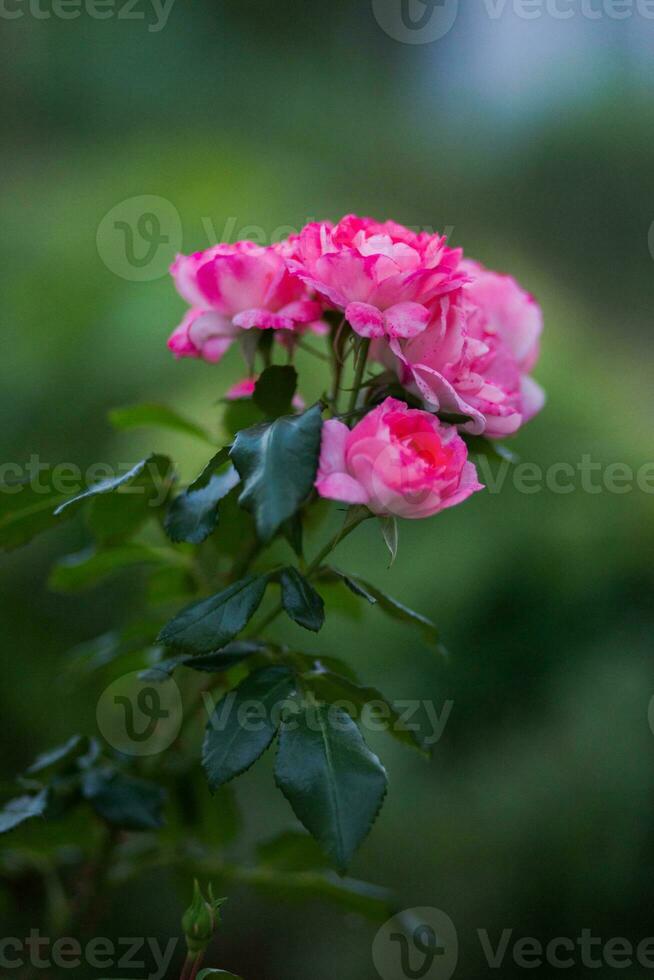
<box><xmin>347</xmin><ymin>338</ymin><xmax>371</xmax><ymax>415</ymax></box>
<box><xmin>248</xmin><ymin>508</ymin><xmax>370</xmax><ymax>637</ymax></box>
<box><xmin>188</xmin><ymin>951</ymin><xmax>205</xmax><ymax>980</ymax></box>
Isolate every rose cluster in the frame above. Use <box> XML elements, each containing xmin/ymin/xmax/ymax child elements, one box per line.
<box><xmin>168</xmin><ymin>215</ymin><xmax>544</xmax><ymax>520</ymax></box>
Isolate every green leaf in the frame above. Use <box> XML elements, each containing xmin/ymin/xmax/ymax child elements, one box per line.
<box><xmin>282</xmin><ymin>512</ymin><xmax>304</xmax><ymax>558</ymax></box>
<box><xmin>196</xmin><ymin>971</ymin><xmax>243</xmax><ymax>980</ymax></box>
<box><xmin>465</xmin><ymin>435</ymin><xmax>519</xmax><ymax>464</ymax></box>
<box><xmin>202</xmin><ymin>666</ymin><xmax>296</xmax><ymax>789</ymax></box>
<box><xmin>48</xmin><ymin>544</ymin><xmax>169</xmax><ymax>592</ymax></box>
<box><xmin>302</xmin><ymin>671</ymin><xmax>427</xmax><ymax>754</ymax></box>
<box><xmin>230</xmin><ymin>405</ymin><xmax>323</xmax><ymax>543</ymax></box>
<box><xmin>319</xmin><ymin>567</ymin><xmax>376</xmax><ymax>604</ymax></box>
<box><xmin>82</xmin><ymin>769</ymin><xmax>165</xmax><ymax>830</ymax></box>
<box><xmin>253</xmin><ymin>365</ymin><xmax>298</xmax><ymax>418</ymax></box>
<box><xmin>223</xmin><ymin>398</ymin><xmax>264</xmax><ymax>439</ymax></box>
<box><xmin>257</xmin><ymin>830</ymin><xmax>331</xmax><ymax>873</ymax></box>
<box><xmin>279</xmin><ymin>567</ymin><xmax>325</xmax><ymax>632</ymax></box>
<box><xmin>245</xmin><ymin>867</ymin><xmax>393</xmax><ymax>920</ymax></box>
<box><xmin>275</xmin><ymin>703</ymin><xmax>387</xmax><ymax>872</ymax></box>
<box><xmin>158</xmin><ymin>575</ymin><xmax>269</xmax><ymax>654</ymax></box>
<box><xmin>0</xmin><ymin>476</ymin><xmax>74</xmax><ymax>553</ymax></box>
<box><xmin>55</xmin><ymin>454</ymin><xmax>174</xmax><ymax>517</ymax></box>
<box><xmin>0</xmin><ymin>790</ymin><xmax>49</xmax><ymax>834</ymax></box>
<box><xmin>165</xmin><ymin>462</ymin><xmax>240</xmax><ymax>545</ymax></box>
<box><xmin>26</xmin><ymin>735</ymin><xmax>89</xmax><ymax>777</ymax></box>
<box><xmin>140</xmin><ymin>641</ymin><xmax>265</xmax><ymax>682</ymax></box>
<box><xmin>378</xmin><ymin>516</ymin><xmax>398</xmax><ymax>567</ymax></box>
<box><xmin>108</xmin><ymin>403</ymin><xmax>213</xmax><ymax>444</ymax></box>
<box><xmin>323</xmin><ymin>568</ymin><xmax>442</xmax><ymax>650</ymax></box>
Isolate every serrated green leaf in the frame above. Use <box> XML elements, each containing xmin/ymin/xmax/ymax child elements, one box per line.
<box><xmin>48</xmin><ymin>544</ymin><xmax>169</xmax><ymax>593</ymax></box>
<box><xmin>253</xmin><ymin>365</ymin><xmax>298</xmax><ymax>418</ymax></box>
<box><xmin>279</xmin><ymin>567</ymin><xmax>325</xmax><ymax>632</ymax></box>
<box><xmin>203</xmin><ymin>666</ymin><xmax>296</xmax><ymax>789</ymax></box>
<box><xmin>302</xmin><ymin>671</ymin><xmax>427</xmax><ymax>754</ymax></box>
<box><xmin>230</xmin><ymin>405</ymin><xmax>323</xmax><ymax>542</ymax></box>
<box><xmin>82</xmin><ymin>769</ymin><xmax>165</xmax><ymax>831</ymax></box>
<box><xmin>159</xmin><ymin>575</ymin><xmax>268</xmax><ymax>654</ymax></box>
<box><xmin>275</xmin><ymin>703</ymin><xmax>387</xmax><ymax>872</ymax></box>
<box><xmin>140</xmin><ymin>641</ymin><xmax>265</xmax><ymax>682</ymax></box>
<box><xmin>108</xmin><ymin>403</ymin><xmax>213</xmax><ymax>444</ymax></box>
<box><xmin>0</xmin><ymin>790</ymin><xmax>49</xmax><ymax>834</ymax></box>
<box><xmin>165</xmin><ymin>463</ymin><xmax>240</xmax><ymax>545</ymax></box>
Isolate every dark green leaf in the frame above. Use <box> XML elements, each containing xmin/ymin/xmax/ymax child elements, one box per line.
<box><xmin>245</xmin><ymin>867</ymin><xmax>392</xmax><ymax>920</ymax></box>
<box><xmin>253</xmin><ymin>365</ymin><xmax>298</xmax><ymax>418</ymax></box>
<box><xmin>223</xmin><ymin>398</ymin><xmax>264</xmax><ymax>439</ymax></box>
<box><xmin>140</xmin><ymin>641</ymin><xmax>265</xmax><ymax>682</ymax></box>
<box><xmin>279</xmin><ymin>567</ymin><xmax>325</xmax><ymax>632</ymax></box>
<box><xmin>26</xmin><ymin>735</ymin><xmax>89</xmax><ymax>777</ymax></box>
<box><xmin>165</xmin><ymin>464</ymin><xmax>240</xmax><ymax>545</ymax></box>
<box><xmin>55</xmin><ymin>454</ymin><xmax>174</xmax><ymax>518</ymax></box>
<box><xmin>197</xmin><ymin>971</ymin><xmax>243</xmax><ymax>980</ymax></box>
<box><xmin>302</xmin><ymin>671</ymin><xmax>427</xmax><ymax>753</ymax></box>
<box><xmin>319</xmin><ymin>567</ymin><xmax>376</xmax><ymax>604</ymax></box>
<box><xmin>230</xmin><ymin>405</ymin><xmax>323</xmax><ymax>542</ymax></box>
<box><xmin>323</xmin><ymin>568</ymin><xmax>442</xmax><ymax>650</ymax></box>
<box><xmin>202</xmin><ymin>666</ymin><xmax>296</xmax><ymax>789</ymax></box>
<box><xmin>257</xmin><ymin>830</ymin><xmax>331</xmax><ymax>873</ymax></box>
<box><xmin>82</xmin><ymin>769</ymin><xmax>165</xmax><ymax>831</ymax></box>
<box><xmin>0</xmin><ymin>790</ymin><xmax>49</xmax><ymax>834</ymax></box>
<box><xmin>159</xmin><ymin>575</ymin><xmax>268</xmax><ymax>654</ymax></box>
<box><xmin>282</xmin><ymin>512</ymin><xmax>304</xmax><ymax>558</ymax></box>
<box><xmin>275</xmin><ymin>703</ymin><xmax>387</xmax><ymax>872</ymax></box>
<box><xmin>108</xmin><ymin>403</ymin><xmax>213</xmax><ymax>444</ymax></box>
<box><xmin>465</xmin><ymin>435</ymin><xmax>519</xmax><ymax>464</ymax></box>
<box><xmin>289</xmin><ymin>652</ymin><xmax>360</xmax><ymax>684</ymax></box>
<box><xmin>48</xmin><ymin>544</ymin><xmax>168</xmax><ymax>592</ymax></box>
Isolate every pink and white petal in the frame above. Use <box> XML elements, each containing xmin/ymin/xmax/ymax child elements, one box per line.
<box><xmin>277</xmin><ymin>300</ymin><xmax>324</xmax><ymax>324</ymax></box>
<box><xmin>202</xmin><ymin>336</ymin><xmax>234</xmax><ymax>363</ymax></box>
<box><xmin>307</xmin><ymin>319</ymin><xmax>330</xmax><ymax>336</ymax></box>
<box><xmin>315</xmin><ymin>472</ymin><xmax>370</xmax><ymax>505</ymax></box>
<box><xmin>316</xmin><ymin>419</ymin><xmax>351</xmax><ymax>479</ymax></box>
<box><xmin>383</xmin><ymin>302</ymin><xmax>431</xmax><ymax>339</ymax></box>
<box><xmin>440</xmin><ymin>461</ymin><xmax>485</xmax><ymax>511</ymax></box>
<box><xmin>233</xmin><ymin>309</ymin><xmax>295</xmax><ymax>331</ymax></box>
<box><xmin>345</xmin><ymin>302</ymin><xmax>386</xmax><ymax>339</ymax></box>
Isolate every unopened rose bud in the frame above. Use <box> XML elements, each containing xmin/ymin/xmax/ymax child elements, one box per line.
<box><xmin>182</xmin><ymin>880</ymin><xmax>227</xmax><ymax>955</ymax></box>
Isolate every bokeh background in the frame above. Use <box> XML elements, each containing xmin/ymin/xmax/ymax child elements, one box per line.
<box><xmin>2</xmin><ymin>2</ymin><xmax>654</xmax><ymax>977</ymax></box>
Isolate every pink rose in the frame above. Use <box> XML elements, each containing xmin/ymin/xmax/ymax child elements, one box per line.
<box><xmin>286</xmin><ymin>215</ymin><xmax>466</xmax><ymax>341</ymax></box>
<box><xmin>315</xmin><ymin>397</ymin><xmax>483</xmax><ymax>519</ymax></box>
<box><xmin>168</xmin><ymin>241</ymin><xmax>323</xmax><ymax>364</ymax></box>
<box><xmin>384</xmin><ymin>263</ymin><xmax>545</xmax><ymax>438</ymax></box>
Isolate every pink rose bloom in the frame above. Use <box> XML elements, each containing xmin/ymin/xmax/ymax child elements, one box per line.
<box><xmin>315</xmin><ymin>397</ymin><xmax>483</xmax><ymax>519</ymax></box>
<box><xmin>225</xmin><ymin>377</ymin><xmax>305</xmax><ymax>411</ymax></box>
<box><xmin>286</xmin><ymin>215</ymin><xmax>467</xmax><ymax>341</ymax></box>
<box><xmin>385</xmin><ymin>264</ymin><xmax>545</xmax><ymax>438</ymax></box>
<box><xmin>168</xmin><ymin>241</ymin><xmax>323</xmax><ymax>364</ymax></box>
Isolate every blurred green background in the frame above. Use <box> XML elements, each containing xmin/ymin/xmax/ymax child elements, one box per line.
<box><xmin>2</xmin><ymin>2</ymin><xmax>654</xmax><ymax>977</ymax></box>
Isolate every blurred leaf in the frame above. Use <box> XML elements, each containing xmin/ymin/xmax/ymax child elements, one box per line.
<box><xmin>108</xmin><ymin>403</ymin><xmax>213</xmax><ymax>444</ymax></box>
<box><xmin>279</xmin><ymin>567</ymin><xmax>325</xmax><ymax>632</ymax></box>
<box><xmin>55</xmin><ymin>454</ymin><xmax>174</xmax><ymax>517</ymax></box>
<box><xmin>147</xmin><ymin>565</ymin><xmax>195</xmax><ymax>606</ymax></box>
<box><xmin>289</xmin><ymin>652</ymin><xmax>360</xmax><ymax>683</ymax></box>
<box><xmin>253</xmin><ymin>365</ymin><xmax>298</xmax><ymax>417</ymax></box>
<box><xmin>245</xmin><ymin>866</ymin><xmax>393</xmax><ymax>920</ymax></box>
<box><xmin>257</xmin><ymin>830</ymin><xmax>331</xmax><ymax>872</ymax></box>
<box><xmin>275</xmin><ymin>703</ymin><xmax>387</xmax><ymax>872</ymax></box>
<box><xmin>26</xmin><ymin>735</ymin><xmax>88</xmax><ymax>777</ymax></box>
<box><xmin>230</xmin><ymin>405</ymin><xmax>323</xmax><ymax>542</ymax></box>
<box><xmin>0</xmin><ymin>477</ymin><xmax>74</xmax><ymax>553</ymax></box>
<box><xmin>465</xmin><ymin>435</ymin><xmax>519</xmax><ymax>464</ymax></box>
<box><xmin>82</xmin><ymin>769</ymin><xmax>165</xmax><ymax>831</ymax></box>
<box><xmin>165</xmin><ymin>464</ymin><xmax>240</xmax><ymax>545</ymax></box>
<box><xmin>223</xmin><ymin>399</ymin><xmax>264</xmax><ymax>439</ymax></box>
<box><xmin>302</xmin><ymin>671</ymin><xmax>427</xmax><ymax>754</ymax></box>
<box><xmin>197</xmin><ymin>971</ymin><xmax>242</xmax><ymax>979</ymax></box>
<box><xmin>0</xmin><ymin>790</ymin><xmax>49</xmax><ymax>834</ymax></box>
<box><xmin>378</xmin><ymin>516</ymin><xmax>398</xmax><ymax>567</ymax></box>
<box><xmin>202</xmin><ymin>666</ymin><xmax>295</xmax><ymax>789</ymax></box>
<box><xmin>48</xmin><ymin>544</ymin><xmax>169</xmax><ymax>592</ymax></box>
<box><xmin>159</xmin><ymin>575</ymin><xmax>269</xmax><ymax>654</ymax></box>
